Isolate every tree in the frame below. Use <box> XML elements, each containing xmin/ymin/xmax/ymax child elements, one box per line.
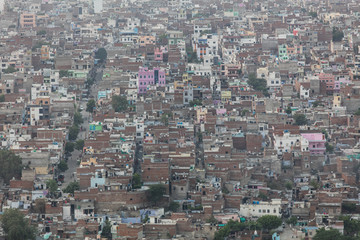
<box><xmin>168</xmin><ymin>201</ymin><xmax>180</xmax><ymax>212</ymax></box>
<box><xmin>46</xmin><ymin>179</ymin><xmax>58</xmax><ymax>194</ymax></box>
<box><xmin>248</xmin><ymin>73</ymin><xmax>269</xmax><ymax>97</ymax></box>
<box><xmin>101</xmin><ymin>220</ymin><xmax>112</xmax><ymax>239</ymax></box>
<box><xmin>112</xmin><ymin>95</ymin><xmax>128</xmax><ymax>112</ymax></box>
<box><xmin>58</xmin><ymin>160</ymin><xmax>68</xmax><ymax>172</ymax></box>
<box><xmin>189</xmin><ymin>99</ymin><xmax>202</xmax><ymax>107</ymax></box>
<box><xmin>74</xmin><ymin>112</ymin><xmax>83</xmax><ymax>126</ymax></box>
<box><xmin>75</xmin><ymin>139</ymin><xmax>85</xmax><ymax>151</ymax></box>
<box><xmin>313</xmin><ymin>228</ymin><xmax>343</xmax><ymax>240</ymax></box>
<box><xmin>309</xmin><ymin>12</ymin><xmax>317</xmax><ymax>18</ymax></box>
<box><xmin>132</xmin><ymin>173</ymin><xmax>141</xmax><ymax>189</ymax></box>
<box><xmin>146</xmin><ymin>184</ymin><xmax>166</xmax><ymax>205</ymax></box>
<box><xmin>355</xmin><ymin>109</ymin><xmax>360</xmax><ymax>116</ymax></box>
<box><xmin>333</xmin><ymin>28</ymin><xmax>344</xmax><ymax>42</ymax></box>
<box><xmin>258</xmin><ymin>192</ymin><xmax>268</xmax><ymax>200</ymax></box>
<box><xmin>59</xmin><ymin>70</ymin><xmax>69</xmax><ymax>78</ymax></box>
<box><xmin>65</xmin><ymin>142</ymin><xmax>75</xmax><ymax>153</ymax></box>
<box><xmin>95</xmin><ymin>48</ymin><xmax>107</xmax><ymax>63</ymax></box>
<box><xmin>285</xmin><ymin>106</ymin><xmax>292</xmax><ymax>115</ymax></box>
<box><xmin>3</xmin><ymin>66</ymin><xmax>17</xmax><ymax>73</ymax></box>
<box><xmin>0</xmin><ymin>209</ymin><xmax>36</xmax><ymax>240</ymax></box>
<box><xmin>293</xmin><ymin>113</ymin><xmax>307</xmax><ymax>125</ymax></box>
<box><xmin>63</xmin><ymin>182</ymin><xmax>80</xmax><ymax>194</ymax></box>
<box><xmin>342</xmin><ymin>203</ymin><xmax>357</xmax><ymax>214</ymax></box>
<box><xmin>36</xmin><ymin>30</ymin><xmax>46</xmax><ymax>35</ymax></box>
<box><xmin>68</xmin><ymin>125</ymin><xmax>79</xmax><ymax>141</ymax></box>
<box><xmin>286</xmin><ymin>216</ymin><xmax>298</xmax><ymax>226</ymax></box>
<box><xmin>0</xmin><ymin>150</ymin><xmax>22</xmax><ymax>184</ymax></box>
<box><xmin>0</xmin><ymin>94</ymin><xmax>5</xmax><ymax>102</ymax></box>
<box><xmin>326</xmin><ymin>142</ymin><xmax>334</xmax><ymax>153</ymax></box>
<box><xmin>206</xmin><ymin>215</ymin><xmax>218</xmax><ymax>224</ymax></box>
<box><xmin>339</xmin><ymin>216</ymin><xmax>360</xmax><ymax>236</ymax></box>
<box><xmin>257</xmin><ymin>215</ymin><xmax>282</xmax><ymax>232</ymax></box>
<box><xmin>312</xmin><ymin>101</ymin><xmax>321</xmax><ymax>108</ymax></box>
<box><xmin>310</xmin><ymin>180</ymin><xmax>320</xmax><ymax>190</ymax></box>
<box><xmin>285</xmin><ymin>181</ymin><xmax>293</xmax><ymax>190</ymax></box>
<box><xmin>86</xmin><ymin>99</ymin><xmax>96</xmax><ymax>113</ymax></box>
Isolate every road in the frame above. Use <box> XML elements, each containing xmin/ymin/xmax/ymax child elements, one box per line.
<box><xmin>61</xmin><ymin>68</ymin><xmax>103</xmax><ymax>188</ymax></box>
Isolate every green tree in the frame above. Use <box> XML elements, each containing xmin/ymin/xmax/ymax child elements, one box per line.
<box><xmin>312</xmin><ymin>101</ymin><xmax>321</xmax><ymax>107</ymax></box>
<box><xmin>0</xmin><ymin>94</ymin><xmax>5</xmax><ymax>102</ymax></box>
<box><xmin>74</xmin><ymin>112</ymin><xmax>83</xmax><ymax>126</ymax></box>
<box><xmin>333</xmin><ymin>28</ymin><xmax>344</xmax><ymax>42</ymax></box>
<box><xmin>258</xmin><ymin>192</ymin><xmax>268</xmax><ymax>201</ymax></box>
<box><xmin>285</xmin><ymin>181</ymin><xmax>293</xmax><ymax>190</ymax></box>
<box><xmin>65</xmin><ymin>142</ymin><xmax>75</xmax><ymax>153</ymax></box>
<box><xmin>3</xmin><ymin>66</ymin><xmax>17</xmax><ymax>73</ymax></box>
<box><xmin>206</xmin><ymin>215</ymin><xmax>218</xmax><ymax>224</ymax></box>
<box><xmin>36</xmin><ymin>30</ymin><xmax>46</xmax><ymax>35</ymax></box>
<box><xmin>241</xmin><ymin>109</ymin><xmax>249</xmax><ymax>116</ymax></box>
<box><xmin>0</xmin><ymin>209</ymin><xmax>36</xmax><ymax>240</ymax></box>
<box><xmin>58</xmin><ymin>160</ymin><xmax>68</xmax><ymax>172</ymax></box>
<box><xmin>355</xmin><ymin>109</ymin><xmax>360</xmax><ymax>116</ymax></box>
<box><xmin>342</xmin><ymin>203</ymin><xmax>357</xmax><ymax>214</ymax></box>
<box><xmin>309</xmin><ymin>12</ymin><xmax>317</xmax><ymax>18</ymax></box>
<box><xmin>75</xmin><ymin>139</ymin><xmax>85</xmax><ymax>151</ymax></box>
<box><xmin>286</xmin><ymin>216</ymin><xmax>298</xmax><ymax>226</ymax></box>
<box><xmin>101</xmin><ymin>220</ymin><xmax>112</xmax><ymax>239</ymax></box>
<box><xmin>313</xmin><ymin>228</ymin><xmax>343</xmax><ymax>240</ymax></box>
<box><xmin>59</xmin><ymin>70</ymin><xmax>69</xmax><ymax>78</ymax></box>
<box><xmin>112</xmin><ymin>95</ymin><xmax>128</xmax><ymax>112</ymax></box>
<box><xmin>248</xmin><ymin>73</ymin><xmax>269</xmax><ymax>97</ymax></box>
<box><xmin>310</xmin><ymin>180</ymin><xmax>320</xmax><ymax>190</ymax></box>
<box><xmin>146</xmin><ymin>184</ymin><xmax>166</xmax><ymax>205</ymax></box>
<box><xmin>68</xmin><ymin>125</ymin><xmax>79</xmax><ymax>141</ymax></box>
<box><xmin>86</xmin><ymin>99</ymin><xmax>96</xmax><ymax>113</ymax></box>
<box><xmin>0</xmin><ymin>150</ymin><xmax>22</xmax><ymax>184</ymax></box>
<box><xmin>293</xmin><ymin>113</ymin><xmax>307</xmax><ymax>125</ymax></box>
<box><xmin>95</xmin><ymin>48</ymin><xmax>107</xmax><ymax>63</ymax></box>
<box><xmin>257</xmin><ymin>215</ymin><xmax>282</xmax><ymax>232</ymax></box>
<box><xmin>285</xmin><ymin>106</ymin><xmax>292</xmax><ymax>115</ymax></box>
<box><xmin>132</xmin><ymin>173</ymin><xmax>141</xmax><ymax>189</ymax></box>
<box><xmin>168</xmin><ymin>201</ymin><xmax>180</xmax><ymax>212</ymax></box>
<box><xmin>63</xmin><ymin>182</ymin><xmax>80</xmax><ymax>194</ymax></box>
<box><xmin>326</xmin><ymin>142</ymin><xmax>334</xmax><ymax>153</ymax></box>
<box><xmin>189</xmin><ymin>99</ymin><xmax>202</xmax><ymax>107</ymax></box>
<box><xmin>46</xmin><ymin>179</ymin><xmax>58</xmax><ymax>194</ymax></box>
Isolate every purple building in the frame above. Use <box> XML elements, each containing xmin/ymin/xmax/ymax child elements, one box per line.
<box><xmin>301</xmin><ymin>133</ymin><xmax>326</xmax><ymax>155</ymax></box>
<box><xmin>138</xmin><ymin>67</ymin><xmax>166</xmax><ymax>94</ymax></box>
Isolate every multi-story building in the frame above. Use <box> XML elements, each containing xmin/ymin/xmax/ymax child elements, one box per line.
<box><xmin>20</xmin><ymin>13</ymin><xmax>36</xmax><ymax>28</ymax></box>
<box><xmin>138</xmin><ymin>67</ymin><xmax>166</xmax><ymax>94</ymax></box>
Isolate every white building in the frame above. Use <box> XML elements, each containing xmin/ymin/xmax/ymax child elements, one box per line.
<box><xmin>240</xmin><ymin>199</ymin><xmax>282</xmax><ymax>218</ymax></box>
<box><xmin>93</xmin><ymin>0</ymin><xmax>103</xmax><ymax>14</ymax></box>
<box><xmin>273</xmin><ymin>131</ymin><xmax>309</xmax><ymax>155</ymax></box>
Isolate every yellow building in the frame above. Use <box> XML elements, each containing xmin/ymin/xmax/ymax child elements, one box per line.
<box><xmin>221</xmin><ymin>91</ymin><xmax>231</xmax><ymax>102</ymax></box>
<box><xmin>41</xmin><ymin>45</ymin><xmax>50</xmax><ymax>61</ymax></box>
<box><xmin>333</xmin><ymin>95</ymin><xmax>341</xmax><ymax>108</ymax></box>
<box><xmin>196</xmin><ymin>107</ymin><xmax>207</xmax><ymax>123</ymax></box>
<box><xmin>139</xmin><ymin>35</ymin><xmax>156</xmax><ymax>47</ymax></box>
<box><xmin>81</xmin><ymin>157</ymin><xmax>98</xmax><ymax>167</ymax></box>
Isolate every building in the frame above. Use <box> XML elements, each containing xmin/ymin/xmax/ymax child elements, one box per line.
<box><xmin>138</xmin><ymin>67</ymin><xmax>166</xmax><ymax>94</ymax></box>
<box><xmin>240</xmin><ymin>199</ymin><xmax>282</xmax><ymax>218</ymax></box>
<box><xmin>20</xmin><ymin>13</ymin><xmax>36</xmax><ymax>28</ymax></box>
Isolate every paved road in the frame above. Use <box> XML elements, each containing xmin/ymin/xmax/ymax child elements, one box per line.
<box><xmin>61</xmin><ymin>69</ymin><xmax>102</xmax><ymax>188</ymax></box>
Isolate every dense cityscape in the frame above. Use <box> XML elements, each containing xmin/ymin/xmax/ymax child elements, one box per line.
<box><xmin>0</xmin><ymin>0</ymin><xmax>360</xmax><ymax>239</ymax></box>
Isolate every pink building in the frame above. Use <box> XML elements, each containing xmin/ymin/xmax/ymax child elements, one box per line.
<box><xmin>319</xmin><ymin>73</ymin><xmax>335</xmax><ymax>93</ymax></box>
<box><xmin>138</xmin><ymin>67</ymin><xmax>166</xmax><ymax>94</ymax></box>
<box><xmin>154</xmin><ymin>48</ymin><xmax>163</xmax><ymax>61</ymax></box>
<box><xmin>301</xmin><ymin>133</ymin><xmax>326</xmax><ymax>155</ymax></box>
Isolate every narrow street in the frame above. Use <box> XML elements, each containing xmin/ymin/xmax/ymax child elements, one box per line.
<box><xmin>61</xmin><ymin>68</ymin><xmax>103</xmax><ymax>188</ymax></box>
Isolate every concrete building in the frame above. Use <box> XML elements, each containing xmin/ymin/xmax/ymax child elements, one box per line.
<box><xmin>240</xmin><ymin>199</ymin><xmax>282</xmax><ymax>218</ymax></box>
